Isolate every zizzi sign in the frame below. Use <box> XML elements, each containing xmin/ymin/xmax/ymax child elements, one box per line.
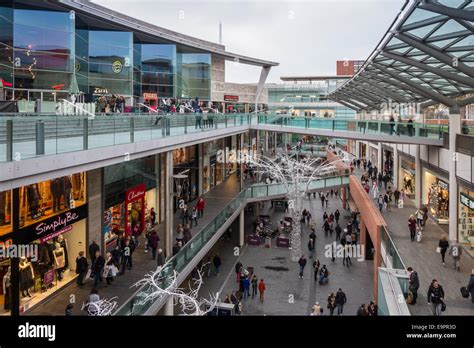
<box><xmin>224</xmin><ymin>95</ymin><xmax>239</xmax><ymax>102</ymax></box>
<box><xmin>16</xmin><ymin>205</ymin><xmax>88</xmax><ymax>244</ymax></box>
<box><xmin>460</xmin><ymin>193</ymin><xmax>474</xmax><ymax>210</ymax></box>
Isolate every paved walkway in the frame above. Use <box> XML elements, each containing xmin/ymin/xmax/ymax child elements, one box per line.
<box><xmin>355</xmin><ymin>168</ymin><xmax>474</xmax><ymax>315</ymax></box>
<box><xmin>198</xmin><ymin>192</ymin><xmax>374</xmax><ymax>315</ymax></box>
<box><xmin>27</xmin><ymin>174</ymin><xmax>243</xmax><ymax>315</ymax></box>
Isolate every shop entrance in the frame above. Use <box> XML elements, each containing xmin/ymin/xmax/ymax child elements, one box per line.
<box><xmin>125</xmin><ymin>184</ymin><xmax>146</xmax><ymax>237</ymax></box>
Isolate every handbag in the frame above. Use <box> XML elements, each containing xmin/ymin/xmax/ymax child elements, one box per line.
<box><xmin>436</xmin><ymin>247</ymin><xmax>441</xmax><ymax>254</ymax></box>
<box><xmin>440</xmin><ymin>301</ymin><xmax>446</xmax><ymax>312</ymax></box>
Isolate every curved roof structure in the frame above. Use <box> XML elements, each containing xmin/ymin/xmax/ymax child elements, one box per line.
<box><xmin>329</xmin><ymin>0</ymin><xmax>474</xmax><ymax>111</ymax></box>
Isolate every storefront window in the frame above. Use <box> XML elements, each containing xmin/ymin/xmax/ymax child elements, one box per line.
<box><xmin>423</xmin><ymin>170</ymin><xmax>449</xmax><ymax>223</ymax></box>
<box><xmin>400</xmin><ymin>158</ymin><xmax>415</xmax><ymax>197</ymax></box>
<box><xmin>458</xmin><ymin>188</ymin><xmax>474</xmax><ymax>256</ymax></box>
<box><xmin>0</xmin><ymin>190</ymin><xmax>12</xmax><ymax>237</ymax></box>
<box><xmin>19</xmin><ymin>173</ymin><xmax>86</xmax><ymax>229</ymax></box>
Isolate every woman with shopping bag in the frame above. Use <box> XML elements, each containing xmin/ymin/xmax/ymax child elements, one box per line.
<box><xmin>103</xmin><ymin>252</ymin><xmax>118</xmax><ymax>286</ymax></box>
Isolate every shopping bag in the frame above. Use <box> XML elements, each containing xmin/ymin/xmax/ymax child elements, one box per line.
<box><xmin>460</xmin><ymin>287</ymin><xmax>470</xmax><ymax>298</ymax></box>
<box><xmin>416</xmin><ymin>231</ymin><xmax>422</xmax><ymax>243</ymax></box>
<box><xmin>436</xmin><ymin>247</ymin><xmax>441</xmax><ymax>254</ymax></box>
<box><xmin>85</xmin><ymin>269</ymin><xmax>92</xmax><ymax>280</ymax></box>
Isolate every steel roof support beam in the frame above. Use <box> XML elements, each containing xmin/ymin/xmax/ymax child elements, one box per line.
<box><xmin>343</xmin><ymin>85</ymin><xmax>385</xmax><ymax>104</ymax></box>
<box><xmin>364</xmin><ymin>71</ymin><xmax>428</xmax><ymax>101</ymax></box>
<box><xmin>333</xmin><ymin>94</ymin><xmax>371</xmax><ymax>110</ymax></box>
<box><xmin>357</xmin><ymin>78</ymin><xmax>410</xmax><ymax>103</ymax></box>
<box><xmin>332</xmin><ymin>98</ymin><xmax>361</xmax><ymax>111</ymax></box>
<box><xmin>396</xmin><ymin>33</ymin><xmax>474</xmax><ymax>79</ymax></box>
<box><xmin>418</xmin><ymin>2</ymin><xmax>474</xmax><ymax>22</ymax></box>
<box><xmin>381</xmin><ymin>51</ymin><xmax>474</xmax><ymax>88</ymax></box>
<box><xmin>371</xmin><ymin>63</ymin><xmax>457</xmax><ymax>107</ymax></box>
<box><xmin>337</xmin><ymin>90</ymin><xmax>380</xmax><ymax>109</ymax></box>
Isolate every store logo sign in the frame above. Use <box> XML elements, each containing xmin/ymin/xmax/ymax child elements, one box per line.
<box><xmin>460</xmin><ymin>193</ymin><xmax>474</xmax><ymax>210</ymax></box>
<box><xmin>112</xmin><ymin>60</ymin><xmax>123</xmax><ymax>74</ymax></box>
<box><xmin>126</xmin><ymin>184</ymin><xmax>146</xmax><ymax>203</ymax></box>
<box><xmin>35</xmin><ymin>212</ymin><xmax>79</xmax><ymax>237</ymax></box>
<box><xmin>437</xmin><ymin>180</ymin><xmax>448</xmax><ymax>190</ymax></box>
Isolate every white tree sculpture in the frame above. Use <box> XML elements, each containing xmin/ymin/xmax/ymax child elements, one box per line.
<box><xmin>82</xmin><ymin>297</ymin><xmax>118</xmax><ymax>316</ymax></box>
<box><xmin>245</xmin><ymin>146</ymin><xmax>344</xmax><ymax>262</ymax></box>
<box><xmin>133</xmin><ymin>264</ymin><xmax>219</xmax><ymax>316</ymax></box>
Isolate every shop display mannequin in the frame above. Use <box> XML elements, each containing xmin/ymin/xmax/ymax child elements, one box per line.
<box><xmin>27</xmin><ymin>184</ymin><xmax>41</xmax><ymax>220</ymax></box>
<box><xmin>19</xmin><ymin>258</ymin><xmax>34</xmax><ymax>298</ymax></box>
<box><xmin>2</xmin><ymin>266</ymin><xmax>11</xmax><ymax>311</ymax></box>
<box><xmin>63</xmin><ymin>176</ymin><xmax>73</xmax><ymax>209</ymax></box>
<box><xmin>53</xmin><ymin>243</ymin><xmax>65</xmax><ymax>281</ymax></box>
<box><xmin>50</xmin><ymin>178</ymin><xmax>63</xmax><ymax>213</ymax></box>
<box><xmin>56</xmin><ymin>235</ymin><xmax>69</xmax><ymax>269</ymax></box>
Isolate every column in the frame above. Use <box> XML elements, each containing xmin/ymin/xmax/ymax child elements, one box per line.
<box><xmin>359</xmin><ymin>218</ymin><xmax>366</xmax><ymax>261</ymax></box>
<box><xmin>239</xmin><ymin>134</ymin><xmax>244</xmax><ymax>190</ymax></box>
<box><xmin>341</xmin><ymin>187</ymin><xmax>347</xmax><ymax>210</ymax></box>
<box><xmin>165</xmin><ymin>151</ymin><xmax>174</xmax><ymax>259</ymax></box>
<box><xmin>239</xmin><ymin>210</ymin><xmax>245</xmax><ymax>247</ymax></box>
<box><xmin>273</xmin><ymin>132</ymin><xmax>277</xmax><ymax>153</ymax></box>
<box><xmin>377</xmin><ymin>142</ymin><xmax>383</xmax><ymax>172</ymax></box>
<box><xmin>449</xmin><ymin>109</ymin><xmax>461</xmax><ymax>242</ymax></box>
<box><xmin>10</xmin><ymin>188</ymin><xmax>20</xmax><ymax>316</ymax></box>
<box><xmin>87</xmin><ymin>168</ymin><xmax>103</xmax><ymax>253</ymax></box>
<box><xmin>244</xmin><ymin>104</ymin><xmax>249</xmax><ymax>114</ymax></box>
<box><xmin>393</xmin><ymin>146</ymin><xmax>399</xmax><ymax>190</ymax></box>
<box><xmin>264</xmin><ymin>131</ymin><xmax>269</xmax><ymax>153</ymax></box>
<box><xmin>198</xmin><ymin>143</ymin><xmax>203</xmax><ymax>196</ymax></box>
<box><xmin>414</xmin><ymin>145</ymin><xmax>421</xmax><ymax>209</ymax></box>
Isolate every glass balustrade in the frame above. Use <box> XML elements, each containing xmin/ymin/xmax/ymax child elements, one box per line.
<box><xmin>0</xmin><ymin>113</ymin><xmax>447</xmax><ymax>163</ymax></box>
<box><xmin>114</xmin><ymin>174</ymin><xmax>349</xmax><ymax>315</ymax></box>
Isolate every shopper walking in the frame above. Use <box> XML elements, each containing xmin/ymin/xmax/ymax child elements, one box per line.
<box><xmin>334</xmin><ymin>209</ymin><xmax>340</xmax><ymax>224</ymax></box>
<box><xmin>92</xmin><ymin>251</ymin><xmax>105</xmax><ymax>287</ymax></box>
<box><xmin>242</xmin><ymin>276</ymin><xmax>251</xmax><ymax>299</ymax></box>
<box><xmin>438</xmin><ymin>234</ymin><xmax>449</xmax><ymax>266</ymax></box>
<box><xmin>377</xmin><ymin>195</ymin><xmax>384</xmax><ymax>212</ymax></box>
<box><xmin>298</xmin><ymin>255</ymin><xmax>307</xmax><ymax>278</ymax></box>
<box><xmin>191</xmin><ymin>207</ymin><xmax>198</xmax><ymax>227</ymax></box>
<box><xmin>251</xmin><ymin>275</ymin><xmax>258</xmax><ymax>299</ymax></box>
<box><xmin>467</xmin><ymin>269</ymin><xmax>474</xmax><ymax>303</ymax></box>
<box><xmin>448</xmin><ymin>241</ymin><xmax>463</xmax><ymax>271</ymax></box>
<box><xmin>335</xmin><ymin>288</ymin><xmax>347</xmax><ymax>315</ymax></box>
<box><xmin>367</xmin><ymin>301</ymin><xmax>378</xmax><ymax>316</ymax></box>
<box><xmin>88</xmin><ymin>241</ymin><xmax>100</xmax><ymax>265</ymax></box>
<box><xmin>427</xmin><ymin>279</ymin><xmax>445</xmax><ymax>316</ymax></box>
<box><xmin>407</xmin><ymin>267</ymin><xmax>420</xmax><ymax>305</ymax></box>
<box><xmin>121</xmin><ymin>238</ymin><xmax>134</xmax><ymax>274</ymax></box>
<box><xmin>213</xmin><ymin>254</ymin><xmax>222</xmax><ymax>276</ymax></box>
<box><xmin>75</xmin><ymin>251</ymin><xmax>88</xmax><ymax>286</ymax></box>
<box><xmin>312</xmin><ymin>259</ymin><xmax>320</xmax><ymax>282</ymax></box>
<box><xmin>156</xmin><ymin>249</ymin><xmax>165</xmax><ymax>268</ymax></box>
<box><xmin>327</xmin><ymin>293</ymin><xmax>337</xmax><ymax>316</ymax></box>
<box><xmin>148</xmin><ymin>231</ymin><xmax>159</xmax><ymax>260</ymax></box>
<box><xmin>408</xmin><ymin>215</ymin><xmax>417</xmax><ymax>242</ymax></box>
<box><xmin>258</xmin><ymin>279</ymin><xmax>266</xmax><ymax>302</ymax></box>
<box><xmin>196</xmin><ymin>197</ymin><xmax>205</xmax><ymax>218</ymax></box>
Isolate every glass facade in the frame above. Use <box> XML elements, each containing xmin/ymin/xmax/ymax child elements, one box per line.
<box><xmin>0</xmin><ymin>1</ymin><xmax>213</xmax><ymax>102</ymax></box>
<box><xmin>0</xmin><ymin>1</ymin><xmax>74</xmax><ymax>94</ymax></box>
<box><xmin>177</xmin><ymin>50</ymin><xmax>211</xmax><ymax>99</ymax></box>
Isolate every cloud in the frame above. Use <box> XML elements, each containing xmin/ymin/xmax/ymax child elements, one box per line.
<box><xmin>93</xmin><ymin>0</ymin><xmax>404</xmax><ymax>83</ymax></box>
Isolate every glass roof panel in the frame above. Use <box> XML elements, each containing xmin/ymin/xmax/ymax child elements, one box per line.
<box><xmin>403</xmin><ymin>9</ymin><xmax>439</xmax><ymax>25</ymax></box>
<box><xmin>431</xmin><ymin>19</ymin><xmax>467</xmax><ymax>37</ymax></box>
<box><xmin>449</xmin><ymin>36</ymin><xmax>474</xmax><ymax>48</ymax></box>
<box><xmin>437</xmin><ymin>0</ymin><xmax>466</xmax><ymax>8</ymax></box>
<box><xmin>430</xmin><ymin>37</ymin><xmax>463</xmax><ymax>48</ymax></box>
<box><xmin>407</xmin><ymin>23</ymin><xmax>442</xmax><ymax>39</ymax></box>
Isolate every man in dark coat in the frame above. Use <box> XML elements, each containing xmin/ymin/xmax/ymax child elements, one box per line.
<box><xmin>75</xmin><ymin>251</ymin><xmax>88</xmax><ymax>286</ymax></box>
<box><xmin>88</xmin><ymin>241</ymin><xmax>100</xmax><ymax>265</ymax></box>
<box><xmin>407</xmin><ymin>267</ymin><xmax>420</xmax><ymax>305</ymax></box>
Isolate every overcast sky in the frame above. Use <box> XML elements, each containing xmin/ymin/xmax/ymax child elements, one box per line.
<box><xmin>93</xmin><ymin>0</ymin><xmax>405</xmax><ymax>83</ymax></box>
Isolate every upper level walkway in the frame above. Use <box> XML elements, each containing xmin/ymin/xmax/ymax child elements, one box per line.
<box><xmin>0</xmin><ymin>113</ymin><xmax>448</xmax><ymax>188</ymax></box>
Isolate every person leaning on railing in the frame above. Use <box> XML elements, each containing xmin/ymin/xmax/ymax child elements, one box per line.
<box><xmin>461</xmin><ymin>121</ymin><xmax>470</xmax><ymax>135</ymax></box>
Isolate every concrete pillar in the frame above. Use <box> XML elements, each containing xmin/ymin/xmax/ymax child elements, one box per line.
<box><xmin>414</xmin><ymin>145</ymin><xmax>421</xmax><ymax>209</ymax></box>
<box><xmin>359</xmin><ymin>218</ymin><xmax>366</xmax><ymax>261</ymax></box>
<box><xmin>393</xmin><ymin>146</ymin><xmax>399</xmax><ymax>190</ymax></box>
<box><xmin>159</xmin><ymin>154</ymin><xmax>166</xmax><ymax>224</ymax></box>
<box><xmin>239</xmin><ymin>210</ymin><xmax>245</xmax><ymax>247</ymax></box>
<box><xmin>274</xmin><ymin>132</ymin><xmax>277</xmax><ymax>153</ymax></box>
<box><xmin>240</xmin><ymin>134</ymin><xmax>244</xmax><ymax>190</ymax></box>
<box><xmin>165</xmin><ymin>151</ymin><xmax>174</xmax><ymax>259</ymax></box>
<box><xmin>377</xmin><ymin>142</ymin><xmax>383</xmax><ymax>172</ymax></box>
<box><xmin>449</xmin><ymin>111</ymin><xmax>461</xmax><ymax>242</ymax></box>
<box><xmin>244</xmin><ymin>104</ymin><xmax>249</xmax><ymax>114</ymax></box>
<box><xmin>198</xmin><ymin>143</ymin><xmax>203</xmax><ymax>197</ymax></box>
<box><xmin>87</xmin><ymin>168</ymin><xmax>104</xmax><ymax>254</ymax></box>
<box><xmin>264</xmin><ymin>131</ymin><xmax>269</xmax><ymax>152</ymax></box>
<box><xmin>164</xmin><ymin>297</ymin><xmax>174</xmax><ymax>316</ymax></box>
